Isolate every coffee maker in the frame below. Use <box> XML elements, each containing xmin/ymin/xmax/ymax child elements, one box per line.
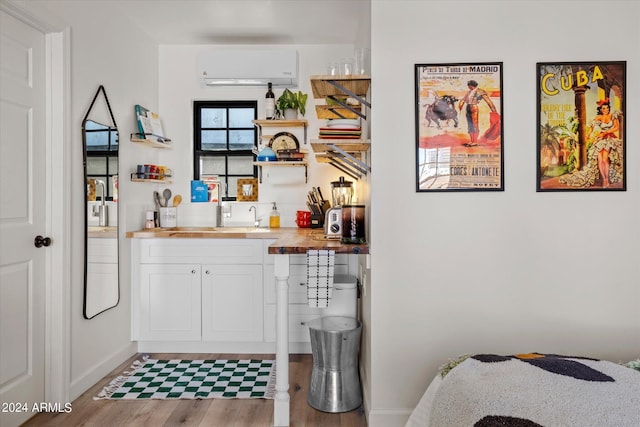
<box><xmin>325</xmin><ymin>177</ymin><xmax>353</xmax><ymax>239</ymax></box>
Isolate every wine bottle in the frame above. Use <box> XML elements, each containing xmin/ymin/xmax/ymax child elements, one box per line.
<box><xmin>265</xmin><ymin>82</ymin><xmax>275</xmax><ymax>119</ymax></box>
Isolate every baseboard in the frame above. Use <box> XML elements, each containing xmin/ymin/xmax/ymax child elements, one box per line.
<box><xmin>359</xmin><ymin>362</ymin><xmax>412</xmax><ymax>426</ymax></box>
<box><xmin>366</xmin><ymin>408</ymin><xmax>413</xmax><ymax>427</ymax></box>
<box><xmin>69</xmin><ymin>341</ymin><xmax>137</xmax><ymax>401</ymax></box>
<box><xmin>137</xmin><ymin>340</ymin><xmax>312</xmax><ymax>354</ymax></box>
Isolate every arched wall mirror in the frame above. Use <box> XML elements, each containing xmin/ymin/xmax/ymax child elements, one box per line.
<box><xmin>83</xmin><ymin>85</ymin><xmax>120</xmax><ymax>319</ymax></box>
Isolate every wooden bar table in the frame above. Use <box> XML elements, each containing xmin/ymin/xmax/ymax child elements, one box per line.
<box><xmin>267</xmin><ymin>229</ymin><xmax>368</xmax><ymax>426</ymax></box>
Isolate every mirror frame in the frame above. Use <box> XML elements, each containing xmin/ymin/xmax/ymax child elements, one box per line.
<box><xmin>82</xmin><ymin>85</ymin><xmax>120</xmax><ymax>319</ymax></box>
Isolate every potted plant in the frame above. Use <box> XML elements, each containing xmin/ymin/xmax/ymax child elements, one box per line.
<box><xmin>276</xmin><ymin>88</ymin><xmax>308</xmax><ymax>119</ymax></box>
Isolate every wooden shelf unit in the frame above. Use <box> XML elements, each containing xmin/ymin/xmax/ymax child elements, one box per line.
<box><xmin>315</xmin><ymin>105</ymin><xmax>362</xmax><ymax>120</ymax></box>
<box><xmin>309</xmin><ymin>75</ymin><xmax>372</xmax><ymax>179</ymax></box>
<box><xmin>252</xmin><ymin>119</ymin><xmax>308</xmax><ymax>145</ymax></box>
<box><xmin>310</xmin><ymin>139</ymin><xmax>370</xmax><ymax>180</ymax></box>
<box><xmin>310</xmin><ymin>75</ymin><xmax>371</xmax><ymax>98</ymax></box>
<box><xmin>310</xmin><ymin>75</ymin><xmax>371</xmax><ymax>120</ymax></box>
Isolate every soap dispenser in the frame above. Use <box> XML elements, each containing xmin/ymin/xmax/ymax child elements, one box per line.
<box><xmin>269</xmin><ymin>202</ymin><xmax>280</xmax><ymax>228</ymax></box>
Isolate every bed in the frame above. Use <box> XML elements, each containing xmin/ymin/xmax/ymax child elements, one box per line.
<box><xmin>405</xmin><ymin>353</ymin><xmax>640</xmax><ymax>427</ymax></box>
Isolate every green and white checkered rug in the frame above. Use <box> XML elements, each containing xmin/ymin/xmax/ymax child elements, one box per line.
<box><xmin>95</xmin><ymin>356</ymin><xmax>276</xmax><ymax>400</ymax></box>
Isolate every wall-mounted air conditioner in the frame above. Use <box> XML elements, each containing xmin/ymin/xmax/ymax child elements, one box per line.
<box><xmin>198</xmin><ymin>49</ymin><xmax>298</xmax><ymax>87</ymax></box>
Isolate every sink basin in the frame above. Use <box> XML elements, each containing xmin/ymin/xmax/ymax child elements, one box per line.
<box><xmin>163</xmin><ymin>226</ymin><xmax>271</xmax><ymax>233</ymax></box>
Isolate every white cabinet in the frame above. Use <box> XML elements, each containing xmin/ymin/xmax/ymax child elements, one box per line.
<box><xmin>132</xmin><ymin>238</ymin><xmax>264</xmax><ymax>345</ymax></box>
<box><xmin>131</xmin><ymin>237</ymin><xmax>357</xmax><ymax>352</ymax></box>
<box><xmin>138</xmin><ymin>264</ymin><xmax>201</xmax><ymax>341</ymax></box>
<box><xmin>202</xmin><ymin>264</ymin><xmax>263</xmax><ymax>342</ymax></box>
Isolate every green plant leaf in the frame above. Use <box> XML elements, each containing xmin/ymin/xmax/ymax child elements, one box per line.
<box><xmin>297</xmin><ymin>91</ymin><xmax>307</xmax><ymax>116</ymax></box>
<box><xmin>276</xmin><ymin>88</ymin><xmax>307</xmax><ymax>116</ymax></box>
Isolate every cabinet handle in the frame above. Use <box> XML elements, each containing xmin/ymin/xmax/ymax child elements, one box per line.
<box><xmin>299</xmin><ymin>282</ymin><xmax>306</xmax><ymax>287</ymax></box>
<box><xmin>205</xmin><ymin>270</ymin><xmax>210</xmax><ymax>274</ymax></box>
<box><xmin>192</xmin><ymin>270</ymin><xmax>197</xmax><ymax>274</ymax></box>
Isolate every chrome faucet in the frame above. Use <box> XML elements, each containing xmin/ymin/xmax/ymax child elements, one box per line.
<box><xmin>215</xmin><ymin>181</ymin><xmax>226</xmax><ymax>227</ymax></box>
<box><xmin>249</xmin><ymin>205</ymin><xmax>261</xmax><ymax>227</ymax></box>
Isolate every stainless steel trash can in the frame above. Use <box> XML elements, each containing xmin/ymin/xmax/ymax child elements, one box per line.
<box><xmin>307</xmin><ymin>316</ymin><xmax>362</xmax><ymax>413</ymax></box>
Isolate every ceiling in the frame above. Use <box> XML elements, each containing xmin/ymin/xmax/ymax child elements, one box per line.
<box><xmin>10</xmin><ymin>0</ymin><xmax>368</xmax><ymax>45</ymax></box>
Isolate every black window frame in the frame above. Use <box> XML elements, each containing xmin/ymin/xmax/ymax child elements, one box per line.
<box><xmin>193</xmin><ymin>100</ymin><xmax>257</xmax><ymax>200</ymax></box>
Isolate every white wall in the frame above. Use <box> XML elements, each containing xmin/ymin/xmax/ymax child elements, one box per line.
<box><xmin>156</xmin><ymin>44</ymin><xmax>366</xmax><ymax>227</ymax></box>
<box><xmin>368</xmin><ymin>1</ymin><xmax>640</xmax><ymax>425</ymax></box>
<box><xmin>66</xmin><ymin>6</ymin><xmax>157</xmax><ymax>398</ymax></box>
<box><xmin>10</xmin><ymin>0</ymin><xmax>159</xmax><ymax>399</ymax></box>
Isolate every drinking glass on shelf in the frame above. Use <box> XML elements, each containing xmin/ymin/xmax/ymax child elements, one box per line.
<box><xmin>340</xmin><ymin>58</ymin><xmax>353</xmax><ymax>76</ymax></box>
<box><xmin>327</xmin><ymin>62</ymin><xmax>340</xmax><ymax>76</ymax></box>
<box><xmin>354</xmin><ymin>48</ymin><xmax>369</xmax><ymax>75</ymax></box>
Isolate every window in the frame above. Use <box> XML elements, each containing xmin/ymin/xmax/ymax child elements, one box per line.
<box><xmin>193</xmin><ymin>101</ymin><xmax>257</xmax><ymax>199</ymax></box>
<box><xmin>85</xmin><ymin>120</ymin><xmax>118</xmax><ymax>200</ymax></box>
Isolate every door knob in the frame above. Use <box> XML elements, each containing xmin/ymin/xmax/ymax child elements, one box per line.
<box><xmin>34</xmin><ymin>235</ymin><xmax>52</xmax><ymax>248</ymax></box>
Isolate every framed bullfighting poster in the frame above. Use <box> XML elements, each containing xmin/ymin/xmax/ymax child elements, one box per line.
<box><xmin>536</xmin><ymin>61</ymin><xmax>626</xmax><ymax>191</ymax></box>
<box><xmin>415</xmin><ymin>62</ymin><xmax>503</xmax><ymax>192</ymax></box>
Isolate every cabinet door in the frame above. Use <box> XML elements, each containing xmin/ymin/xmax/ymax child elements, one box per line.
<box><xmin>202</xmin><ymin>264</ymin><xmax>263</xmax><ymax>342</ymax></box>
<box><xmin>138</xmin><ymin>264</ymin><xmax>201</xmax><ymax>341</ymax></box>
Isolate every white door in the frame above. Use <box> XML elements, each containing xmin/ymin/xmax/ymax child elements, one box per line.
<box><xmin>0</xmin><ymin>9</ymin><xmax>47</xmax><ymax>427</ymax></box>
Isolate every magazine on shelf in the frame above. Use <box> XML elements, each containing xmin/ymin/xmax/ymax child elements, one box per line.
<box><xmin>134</xmin><ymin>104</ymin><xmax>166</xmax><ymax>141</ymax></box>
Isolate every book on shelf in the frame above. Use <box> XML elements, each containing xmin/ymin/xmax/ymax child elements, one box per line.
<box><xmin>134</xmin><ymin>104</ymin><xmax>167</xmax><ymax>142</ymax></box>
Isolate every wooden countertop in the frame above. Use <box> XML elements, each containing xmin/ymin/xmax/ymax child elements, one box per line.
<box><xmin>88</xmin><ymin>226</ymin><xmax>117</xmax><ymax>238</ymax></box>
<box><xmin>126</xmin><ymin>227</ymin><xmax>369</xmax><ymax>255</ymax></box>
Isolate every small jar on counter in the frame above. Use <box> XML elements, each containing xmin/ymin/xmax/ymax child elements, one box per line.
<box><xmin>144</xmin><ymin>211</ymin><xmax>155</xmax><ymax>229</ymax></box>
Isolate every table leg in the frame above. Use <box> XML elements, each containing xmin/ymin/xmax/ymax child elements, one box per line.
<box><xmin>273</xmin><ymin>254</ymin><xmax>290</xmax><ymax>426</ymax></box>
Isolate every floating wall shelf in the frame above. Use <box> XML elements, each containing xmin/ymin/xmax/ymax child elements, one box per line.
<box><xmin>252</xmin><ymin>161</ymin><xmax>308</xmax><ymax>183</ymax></box>
<box><xmin>310</xmin><ymin>75</ymin><xmax>371</xmax><ymax>120</ymax></box>
<box><xmin>310</xmin><ymin>140</ymin><xmax>370</xmax><ymax>180</ymax></box>
<box><xmin>130</xmin><ymin>133</ymin><xmax>172</xmax><ymax>149</ymax></box>
<box><xmin>252</xmin><ymin>119</ymin><xmax>308</xmax><ymax>146</ymax></box>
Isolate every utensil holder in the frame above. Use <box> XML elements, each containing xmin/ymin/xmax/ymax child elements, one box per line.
<box><xmin>159</xmin><ymin>207</ymin><xmax>177</xmax><ymax>228</ymax></box>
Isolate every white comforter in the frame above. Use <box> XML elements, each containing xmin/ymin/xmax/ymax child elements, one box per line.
<box><xmin>406</xmin><ymin>353</ymin><xmax>640</xmax><ymax>427</ymax></box>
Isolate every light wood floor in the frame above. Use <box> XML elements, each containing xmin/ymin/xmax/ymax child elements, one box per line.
<box><xmin>23</xmin><ymin>353</ymin><xmax>367</xmax><ymax>427</ymax></box>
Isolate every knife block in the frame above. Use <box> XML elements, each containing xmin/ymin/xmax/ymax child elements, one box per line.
<box><xmin>311</xmin><ymin>214</ymin><xmax>324</xmax><ymax>229</ymax></box>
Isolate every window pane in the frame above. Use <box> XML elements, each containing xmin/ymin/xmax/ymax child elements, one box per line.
<box><xmin>228</xmin><ymin>156</ymin><xmax>255</xmax><ymax>175</ymax></box>
<box><xmin>85</xmin><ymin>120</ymin><xmax>114</xmax><ymax>151</ymax></box>
<box><xmin>108</xmin><ymin>157</ymin><xmax>118</xmax><ymax>174</ymax></box>
<box><xmin>85</xmin><ymin>131</ymin><xmax>110</xmax><ymax>151</ymax></box>
<box><xmin>229</xmin><ymin>130</ymin><xmax>255</xmax><ymax>150</ymax></box>
<box><xmin>201</xmin><ymin>130</ymin><xmax>227</xmax><ymax>150</ymax></box>
<box><xmin>110</xmin><ymin>131</ymin><xmax>119</xmax><ymax>150</ymax></box>
<box><xmin>229</xmin><ymin>108</ymin><xmax>254</xmax><ymax>128</ymax></box>
<box><xmin>201</xmin><ymin>108</ymin><xmax>226</xmax><ymax>128</ymax></box>
<box><xmin>87</xmin><ymin>157</ymin><xmax>107</xmax><ymax>175</ymax></box>
<box><xmin>200</xmin><ymin>156</ymin><xmax>226</xmax><ymax>176</ymax></box>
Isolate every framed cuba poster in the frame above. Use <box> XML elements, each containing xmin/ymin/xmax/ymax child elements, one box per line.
<box><xmin>537</xmin><ymin>61</ymin><xmax>626</xmax><ymax>191</ymax></box>
<box><xmin>415</xmin><ymin>62</ymin><xmax>503</xmax><ymax>191</ymax></box>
